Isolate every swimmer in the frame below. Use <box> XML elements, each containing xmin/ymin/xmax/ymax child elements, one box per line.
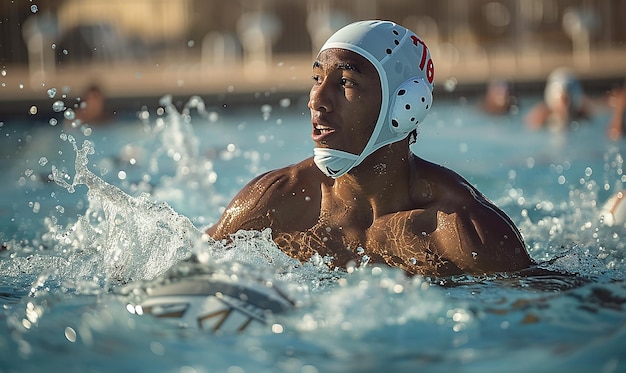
<box><xmin>605</xmin><ymin>81</ymin><xmax>626</xmax><ymax>140</ymax></box>
<box><xmin>73</xmin><ymin>84</ymin><xmax>108</xmax><ymax>126</ymax></box>
<box><xmin>207</xmin><ymin>20</ymin><xmax>534</xmax><ymax>277</ymax></box>
<box><xmin>525</xmin><ymin>67</ymin><xmax>590</xmax><ymax>131</ymax></box>
<box><xmin>482</xmin><ymin>79</ymin><xmax>516</xmax><ymax>115</ymax></box>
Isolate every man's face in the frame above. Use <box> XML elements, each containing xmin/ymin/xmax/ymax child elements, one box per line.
<box><xmin>308</xmin><ymin>48</ymin><xmax>382</xmax><ymax>155</ymax></box>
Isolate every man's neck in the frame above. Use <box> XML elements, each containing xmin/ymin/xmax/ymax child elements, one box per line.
<box><xmin>328</xmin><ymin>143</ymin><xmax>413</xmax><ymax>218</ymax></box>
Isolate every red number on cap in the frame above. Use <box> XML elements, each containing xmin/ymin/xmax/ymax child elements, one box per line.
<box><xmin>426</xmin><ymin>58</ymin><xmax>434</xmax><ymax>84</ymax></box>
<box><xmin>411</xmin><ymin>35</ymin><xmax>435</xmax><ymax>84</ymax></box>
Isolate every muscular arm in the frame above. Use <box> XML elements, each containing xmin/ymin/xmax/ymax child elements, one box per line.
<box><xmin>435</xmin><ymin>182</ymin><xmax>533</xmax><ymax>274</ymax></box>
<box><xmin>206</xmin><ymin>171</ymin><xmax>274</xmax><ymax>240</ymax></box>
<box><xmin>410</xmin><ymin>159</ymin><xmax>533</xmax><ymax>275</ymax></box>
<box><xmin>207</xmin><ymin>159</ymin><xmax>323</xmax><ymax>241</ymax></box>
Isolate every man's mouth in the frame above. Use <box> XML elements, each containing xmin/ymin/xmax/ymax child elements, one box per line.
<box><xmin>314</xmin><ymin>123</ymin><xmax>334</xmax><ymax>135</ymax></box>
<box><xmin>311</xmin><ymin>118</ymin><xmax>336</xmax><ymax>142</ymax></box>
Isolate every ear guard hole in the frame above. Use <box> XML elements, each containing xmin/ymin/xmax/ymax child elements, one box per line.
<box><xmin>389</xmin><ymin>77</ymin><xmax>433</xmax><ymax>135</ymax></box>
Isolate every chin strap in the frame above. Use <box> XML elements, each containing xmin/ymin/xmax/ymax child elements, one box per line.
<box><xmin>313</xmin><ymin>147</ymin><xmax>359</xmax><ymax>178</ymax></box>
<box><xmin>314</xmin><ymin>131</ymin><xmax>416</xmax><ymax>179</ymax></box>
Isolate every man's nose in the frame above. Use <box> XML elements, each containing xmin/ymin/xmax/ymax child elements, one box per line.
<box><xmin>308</xmin><ymin>82</ymin><xmax>332</xmax><ymax>112</ymax></box>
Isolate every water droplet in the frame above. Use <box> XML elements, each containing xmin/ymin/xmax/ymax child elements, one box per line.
<box><xmin>271</xmin><ymin>323</ymin><xmax>284</xmax><ymax>334</ymax></box>
<box><xmin>38</xmin><ymin>157</ymin><xmax>48</xmax><ymax>166</ymax></box>
<box><xmin>1</xmin><ymin>70</ymin><xmax>6</xmax><ymax>77</ymax></box>
<box><xmin>64</xmin><ymin>327</ymin><xmax>76</xmax><ymax>343</ymax></box>
<box><xmin>47</xmin><ymin>88</ymin><xmax>57</xmax><ymax>98</ymax></box>
<box><xmin>187</xmin><ymin>40</ymin><xmax>195</xmax><ymax>47</ymax></box>
<box><xmin>64</xmin><ymin>108</ymin><xmax>75</xmax><ymax>120</ymax></box>
<box><xmin>261</xmin><ymin>104</ymin><xmax>272</xmax><ymax>121</ymax></box>
<box><xmin>29</xmin><ymin>106</ymin><xmax>38</xmax><ymax>115</ymax></box>
<box><xmin>52</xmin><ymin>100</ymin><xmax>65</xmax><ymax>112</ymax></box>
<box><xmin>51</xmin><ymin>43</ymin><xmax>56</xmax><ymax>50</ymax></box>
<box><xmin>49</xmin><ymin>118</ymin><xmax>58</xmax><ymax>126</ymax></box>
<box><xmin>30</xmin><ymin>4</ymin><xmax>38</xmax><ymax>13</ymax></box>
<box><xmin>18</xmin><ymin>84</ymin><xmax>23</xmax><ymax>89</ymax></box>
<box><xmin>444</xmin><ymin>77</ymin><xmax>457</xmax><ymax>92</ymax></box>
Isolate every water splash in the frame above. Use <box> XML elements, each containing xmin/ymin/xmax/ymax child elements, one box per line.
<box><xmin>138</xmin><ymin>95</ymin><xmax>223</xmax><ymax>223</ymax></box>
<box><xmin>36</xmin><ymin>98</ymin><xmax>331</xmax><ymax>295</ymax></box>
<box><xmin>48</xmin><ymin>134</ymin><xmax>198</xmax><ymax>285</ymax></box>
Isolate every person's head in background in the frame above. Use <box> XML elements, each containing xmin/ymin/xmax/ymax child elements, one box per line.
<box><xmin>482</xmin><ymin>79</ymin><xmax>516</xmax><ymax>115</ymax></box>
<box><xmin>75</xmin><ymin>84</ymin><xmax>107</xmax><ymax>126</ymax></box>
<box><xmin>525</xmin><ymin>67</ymin><xmax>589</xmax><ymax>130</ymax></box>
<box><xmin>544</xmin><ymin>67</ymin><xmax>585</xmax><ymax>123</ymax></box>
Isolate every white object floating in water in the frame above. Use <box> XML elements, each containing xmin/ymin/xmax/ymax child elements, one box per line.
<box><xmin>599</xmin><ymin>190</ymin><xmax>626</xmax><ymax>227</ymax></box>
<box><xmin>135</xmin><ymin>271</ymin><xmax>294</xmax><ymax>334</ymax></box>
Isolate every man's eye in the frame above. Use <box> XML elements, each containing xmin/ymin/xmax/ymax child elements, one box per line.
<box><xmin>341</xmin><ymin>78</ymin><xmax>355</xmax><ymax>87</ymax></box>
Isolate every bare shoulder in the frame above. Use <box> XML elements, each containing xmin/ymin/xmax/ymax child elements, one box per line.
<box><xmin>411</xmin><ymin>157</ymin><xmax>486</xmax><ymax>204</ymax></box>
<box><xmin>208</xmin><ymin>158</ymin><xmax>324</xmax><ymax>239</ymax></box>
<box><xmin>525</xmin><ymin>102</ymin><xmax>550</xmax><ymax>129</ymax></box>
<box><xmin>410</xmin><ymin>157</ymin><xmax>533</xmax><ymax>273</ymax></box>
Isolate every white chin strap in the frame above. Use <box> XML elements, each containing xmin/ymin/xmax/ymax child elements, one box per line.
<box><xmin>313</xmin><ymin>148</ymin><xmax>359</xmax><ymax>178</ymax></box>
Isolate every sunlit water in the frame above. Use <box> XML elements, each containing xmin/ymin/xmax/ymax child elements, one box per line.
<box><xmin>1</xmin><ymin>93</ymin><xmax>625</xmax><ymax>373</ymax></box>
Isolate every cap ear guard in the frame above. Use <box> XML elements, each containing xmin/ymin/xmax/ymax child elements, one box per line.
<box><xmin>389</xmin><ymin>77</ymin><xmax>433</xmax><ymax>135</ymax></box>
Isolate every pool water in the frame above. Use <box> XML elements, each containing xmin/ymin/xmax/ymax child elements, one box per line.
<box><xmin>1</xmin><ymin>93</ymin><xmax>625</xmax><ymax>373</ymax></box>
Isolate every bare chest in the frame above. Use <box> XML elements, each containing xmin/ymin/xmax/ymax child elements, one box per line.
<box><xmin>273</xmin><ymin>207</ymin><xmax>449</xmax><ymax>274</ymax></box>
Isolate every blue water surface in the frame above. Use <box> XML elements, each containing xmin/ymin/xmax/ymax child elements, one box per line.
<box><xmin>0</xmin><ymin>93</ymin><xmax>625</xmax><ymax>373</ymax></box>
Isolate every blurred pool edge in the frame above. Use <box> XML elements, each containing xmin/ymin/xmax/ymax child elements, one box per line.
<box><xmin>1</xmin><ymin>48</ymin><xmax>625</xmax><ymax>122</ymax></box>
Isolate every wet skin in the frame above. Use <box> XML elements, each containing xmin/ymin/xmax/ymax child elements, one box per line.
<box><xmin>207</xmin><ymin>49</ymin><xmax>534</xmax><ymax>277</ymax></box>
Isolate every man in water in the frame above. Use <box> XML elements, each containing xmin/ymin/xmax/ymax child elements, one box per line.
<box><xmin>525</xmin><ymin>67</ymin><xmax>590</xmax><ymax>130</ymax></box>
<box><xmin>207</xmin><ymin>20</ymin><xmax>534</xmax><ymax>277</ymax></box>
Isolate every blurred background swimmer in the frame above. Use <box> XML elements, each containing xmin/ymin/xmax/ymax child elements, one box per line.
<box><xmin>525</xmin><ymin>67</ymin><xmax>591</xmax><ymax>131</ymax></box>
<box><xmin>68</xmin><ymin>84</ymin><xmax>109</xmax><ymax>128</ymax></box>
<box><xmin>605</xmin><ymin>79</ymin><xmax>626</xmax><ymax>140</ymax></box>
<box><xmin>481</xmin><ymin>79</ymin><xmax>517</xmax><ymax>115</ymax></box>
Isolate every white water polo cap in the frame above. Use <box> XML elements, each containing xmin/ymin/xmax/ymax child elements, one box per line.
<box><xmin>544</xmin><ymin>67</ymin><xmax>584</xmax><ymax>114</ymax></box>
<box><xmin>313</xmin><ymin>20</ymin><xmax>435</xmax><ymax>178</ymax></box>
